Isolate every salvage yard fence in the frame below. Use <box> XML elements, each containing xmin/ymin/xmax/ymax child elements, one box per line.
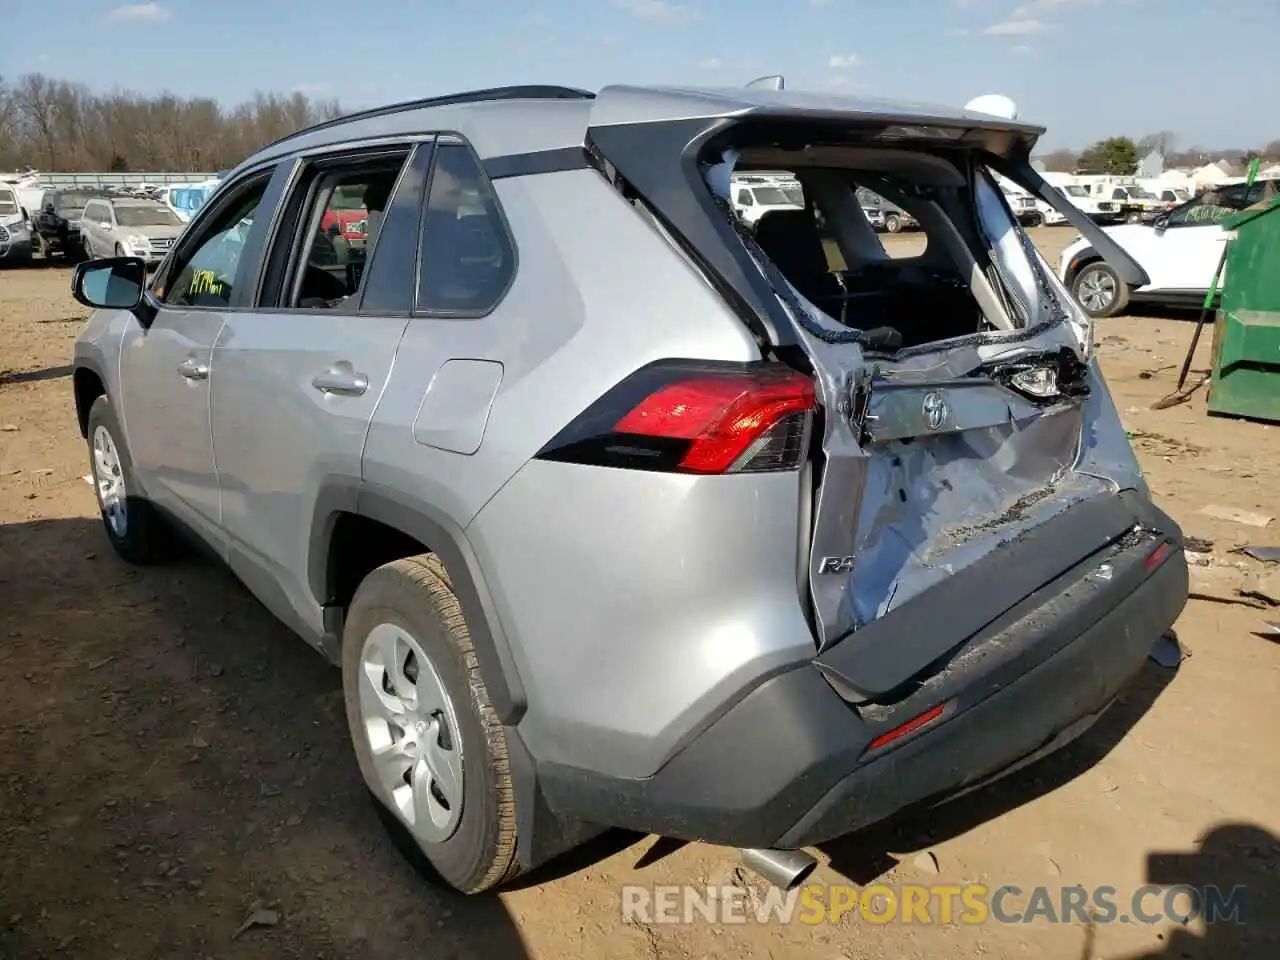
<box><xmin>19</xmin><ymin>172</ymin><xmax>218</xmax><ymax>188</ymax></box>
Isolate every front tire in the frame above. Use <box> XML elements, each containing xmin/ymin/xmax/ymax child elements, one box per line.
<box><xmin>1072</xmin><ymin>261</ymin><xmax>1130</xmax><ymax>319</ymax></box>
<box><xmin>342</xmin><ymin>555</ymin><xmax>520</xmax><ymax>894</ymax></box>
<box><xmin>884</xmin><ymin>212</ymin><xmax>903</xmax><ymax>234</ymax></box>
<box><xmin>86</xmin><ymin>394</ymin><xmax>178</xmax><ymax>564</ymax></box>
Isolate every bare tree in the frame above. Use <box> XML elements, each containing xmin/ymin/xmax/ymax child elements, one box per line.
<box><xmin>14</xmin><ymin>74</ymin><xmax>63</xmax><ymax>169</ymax></box>
<box><xmin>0</xmin><ymin>72</ymin><xmax>347</xmax><ymax>173</ymax></box>
<box><xmin>1040</xmin><ymin>148</ymin><xmax>1078</xmax><ymax>173</ymax></box>
<box><xmin>1136</xmin><ymin>131</ymin><xmax>1178</xmax><ymax>158</ymax></box>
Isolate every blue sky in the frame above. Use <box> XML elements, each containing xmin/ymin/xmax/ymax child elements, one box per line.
<box><xmin>3</xmin><ymin>0</ymin><xmax>1277</xmax><ymax>150</ymax></box>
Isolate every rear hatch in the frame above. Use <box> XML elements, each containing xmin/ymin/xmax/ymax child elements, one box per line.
<box><xmin>586</xmin><ymin>86</ymin><xmax>1155</xmax><ymax>702</ymax></box>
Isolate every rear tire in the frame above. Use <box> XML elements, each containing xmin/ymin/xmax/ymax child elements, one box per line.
<box><xmin>342</xmin><ymin>555</ymin><xmax>521</xmax><ymax>894</ymax></box>
<box><xmin>1025</xmin><ymin>211</ymin><xmax>1045</xmax><ymax>228</ymax></box>
<box><xmin>1071</xmin><ymin>261</ymin><xmax>1130</xmax><ymax>319</ymax></box>
<box><xmin>86</xmin><ymin>394</ymin><xmax>179</xmax><ymax>565</ymax></box>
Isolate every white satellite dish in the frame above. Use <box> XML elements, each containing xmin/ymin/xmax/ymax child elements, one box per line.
<box><xmin>964</xmin><ymin>94</ymin><xmax>1019</xmax><ymax>121</ymax></box>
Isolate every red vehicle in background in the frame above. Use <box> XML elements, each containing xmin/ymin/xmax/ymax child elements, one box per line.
<box><xmin>320</xmin><ymin>186</ymin><xmax>369</xmax><ymax>242</ymax></box>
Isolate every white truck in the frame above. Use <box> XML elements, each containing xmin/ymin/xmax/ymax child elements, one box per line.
<box><xmin>730</xmin><ymin>172</ymin><xmax>805</xmax><ymax>227</ymax></box>
<box><xmin>1072</xmin><ymin>175</ymin><xmax>1166</xmax><ymax>222</ymax></box>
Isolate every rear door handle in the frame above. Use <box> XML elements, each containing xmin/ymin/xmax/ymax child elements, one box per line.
<box><xmin>311</xmin><ymin>366</ymin><xmax>369</xmax><ymax>396</ymax></box>
<box><xmin>178</xmin><ymin>358</ymin><xmax>209</xmax><ymax>381</ymax></box>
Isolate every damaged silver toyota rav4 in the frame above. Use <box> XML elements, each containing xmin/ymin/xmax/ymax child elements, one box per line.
<box><xmin>71</xmin><ymin>80</ymin><xmax>1187</xmax><ymax>894</ymax></box>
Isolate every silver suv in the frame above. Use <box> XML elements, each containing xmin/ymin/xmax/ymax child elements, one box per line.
<box><xmin>71</xmin><ymin>83</ymin><xmax>1187</xmax><ymax>895</ymax></box>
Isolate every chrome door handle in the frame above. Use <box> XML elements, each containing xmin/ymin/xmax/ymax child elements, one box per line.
<box><xmin>178</xmin><ymin>358</ymin><xmax>209</xmax><ymax>381</ymax></box>
<box><xmin>311</xmin><ymin>367</ymin><xmax>369</xmax><ymax>396</ymax></box>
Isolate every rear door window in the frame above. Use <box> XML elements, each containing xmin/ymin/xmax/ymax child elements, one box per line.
<box><xmin>259</xmin><ymin>147</ymin><xmax>413</xmax><ymax>313</ymax></box>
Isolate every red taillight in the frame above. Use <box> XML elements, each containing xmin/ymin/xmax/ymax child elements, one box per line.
<box><xmin>1144</xmin><ymin>541</ymin><xmax>1173</xmax><ymax>571</ymax></box>
<box><xmin>865</xmin><ymin>702</ymin><xmax>947</xmax><ymax>754</ymax></box>
<box><xmin>535</xmin><ymin>361</ymin><xmax>816</xmax><ymax>475</ymax></box>
<box><xmin>613</xmin><ymin>372</ymin><xmax>815</xmax><ymax>474</ymax></box>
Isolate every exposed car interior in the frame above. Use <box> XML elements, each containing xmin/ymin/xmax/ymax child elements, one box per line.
<box><xmin>295</xmin><ymin>167</ymin><xmax>401</xmax><ymax>308</ymax></box>
<box><xmin>723</xmin><ymin>145</ymin><xmax>1054</xmax><ymax>351</ymax></box>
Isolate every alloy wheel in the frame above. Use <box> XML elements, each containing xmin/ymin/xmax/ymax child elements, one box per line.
<box><xmin>1077</xmin><ymin>267</ymin><xmax>1116</xmax><ymax>315</ymax></box>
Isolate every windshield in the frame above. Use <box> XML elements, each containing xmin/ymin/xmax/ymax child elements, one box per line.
<box><xmin>1064</xmin><ymin>185</ymin><xmax>1089</xmax><ymax>197</ymax></box>
<box><xmin>115</xmin><ymin>205</ymin><xmax>183</xmax><ymax>227</ymax></box>
<box><xmin>753</xmin><ymin>187</ymin><xmax>793</xmax><ymax>206</ymax></box>
<box><xmin>55</xmin><ymin>193</ymin><xmax>93</xmax><ymax>214</ymax></box>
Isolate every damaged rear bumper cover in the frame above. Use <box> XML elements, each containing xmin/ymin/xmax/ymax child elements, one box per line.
<box><xmin>535</xmin><ymin>490</ymin><xmax>1188</xmax><ymax>848</ymax></box>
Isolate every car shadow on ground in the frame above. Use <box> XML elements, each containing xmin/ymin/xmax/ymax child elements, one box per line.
<box><xmin>0</xmin><ymin>364</ymin><xmax>75</xmax><ymax>387</ymax></box>
<box><xmin>0</xmin><ymin>516</ymin><xmax>532</xmax><ymax>960</ymax></box>
<box><xmin>818</xmin><ymin>652</ymin><xmax>1180</xmax><ymax>885</ymax></box>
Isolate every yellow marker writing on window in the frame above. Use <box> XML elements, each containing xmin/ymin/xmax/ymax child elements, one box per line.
<box><xmin>188</xmin><ymin>270</ymin><xmax>225</xmax><ymax>298</ymax></box>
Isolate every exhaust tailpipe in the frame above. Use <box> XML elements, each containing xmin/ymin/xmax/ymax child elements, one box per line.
<box><xmin>739</xmin><ymin>848</ymin><xmax>818</xmax><ymax>890</ymax></box>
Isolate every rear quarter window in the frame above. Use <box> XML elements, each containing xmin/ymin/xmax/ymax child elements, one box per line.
<box><xmin>415</xmin><ymin>141</ymin><xmax>516</xmax><ymax>316</ymax></box>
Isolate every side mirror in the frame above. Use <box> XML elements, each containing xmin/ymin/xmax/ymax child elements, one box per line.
<box><xmin>71</xmin><ymin>257</ymin><xmax>147</xmax><ymax>311</ymax></box>
<box><xmin>21</xmin><ymin>208</ymin><xmax>29</xmax><ymax>223</ymax></box>
<box><xmin>44</xmin><ymin>203</ymin><xmax>56</xmax><ymax>215</ymax></box>
<box><xmin>1153</xmin><ymin>215</ymin><xmax>1170</xmax><ymax>233</ymax></box>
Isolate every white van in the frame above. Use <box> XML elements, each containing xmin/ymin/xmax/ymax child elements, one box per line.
<box><xmin>0</xmin><ymin>182</ymin><xmax>34</xmax><ymax>264</ymax></box>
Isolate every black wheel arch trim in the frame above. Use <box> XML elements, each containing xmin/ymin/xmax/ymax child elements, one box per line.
<box><xmin>308</xmin><ymin>479</ymin><xmax>527</xmax><ymax>724</ymax></box>
<box><xmin>1065</xmin><ymin>247</ymin><xmax>1105</xmax><ymax>284</ymax></box>
<box><xmin>73</xmin><ymin>358</ymin><xmax>110</xmax><ymax>438</ymax></box>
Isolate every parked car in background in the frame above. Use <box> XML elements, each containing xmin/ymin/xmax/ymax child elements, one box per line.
<box><xmin>1060</xmin><ymin>178</ymin><xmax>1278</xmax><ymax>317</ymax></box>
<box><xmin>158</xmin><ymin>180</ymin><xmax>221</xmax><ymax>222</ymax></box>
<box><xmin>30</xmin><ymin>188</ymin><xmax>99</xmax><ymax>261</ymax></box>
<box><xmin>320</xmin><ymin>184</ymin><xmax>373</xmax><ymax>243</ymax></box>
<box><xmin>80</xmin><ymin>197</ymin><xmax>185</xmax><ymax>266</ymax></box>
<box><xmin>1158</xmin><ymin>187</ymin><xmax>1187</xmax><ymax>205</ymax></box>
<box><xmin>0</xmin><ymin>182</ymin><xmax>34</xmax><ymax>265</ymax></box>
<box><xmin>71</xmin><ymin>82</ymin><xmax>1187</xmax><ymax>897</ymax></box>
<box><xmin>731</xmin><ymin>175</ymin><xmax>805</xmax><ymax>226</ymax></box>
<box><xmin>1103</xmin><ymin>185</ymin><xmax>1166</xmax><ymax>223</ymax></box>
<box><xmin>1142</xmin><ymin>184</ymin><xmax>1191</xmax><ymax>207</ymax></box>
<box><xmin>1005</xmin><ymin>188</ymin><xmax>1047</xmax><ymax>227</ymax></box>
<box><xmin>1055</xmin><ymin>184</ymin><xmax>1123</xmax><ymax>225</ymax></box>
<box><xmin>856</xmin><ymin>187</ymin><xmax>917</xmax><ymax>232</ymax></box>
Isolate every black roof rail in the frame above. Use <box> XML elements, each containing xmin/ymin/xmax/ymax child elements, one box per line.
<box><xmin>262</xmin><ymin>85</ymin><xmax>596</xmax><ymax>152</ymax></box>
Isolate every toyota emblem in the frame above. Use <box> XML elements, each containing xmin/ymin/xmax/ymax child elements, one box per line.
<box><xmin>921</xmin><ymin>391</ymin><xmax>949</xmax><ymax>431</ymax></box>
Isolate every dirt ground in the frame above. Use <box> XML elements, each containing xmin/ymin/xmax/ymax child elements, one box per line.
<box><xmin>1</xmin><ymin>230</ymin><xmax>1278</xmax><ymax>960</ymax></box>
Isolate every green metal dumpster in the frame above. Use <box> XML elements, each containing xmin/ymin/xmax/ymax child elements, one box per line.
<box><xmin>1208</xmin><ymin>187</ymin><xmax>1280</xmax><ymax>423</ymax></box>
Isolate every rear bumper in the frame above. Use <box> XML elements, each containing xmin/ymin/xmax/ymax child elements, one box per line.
<box><xmin>534</xmin><ymin>495</ymin><xmax>1187</xmax><ymax>849</ymax></box>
